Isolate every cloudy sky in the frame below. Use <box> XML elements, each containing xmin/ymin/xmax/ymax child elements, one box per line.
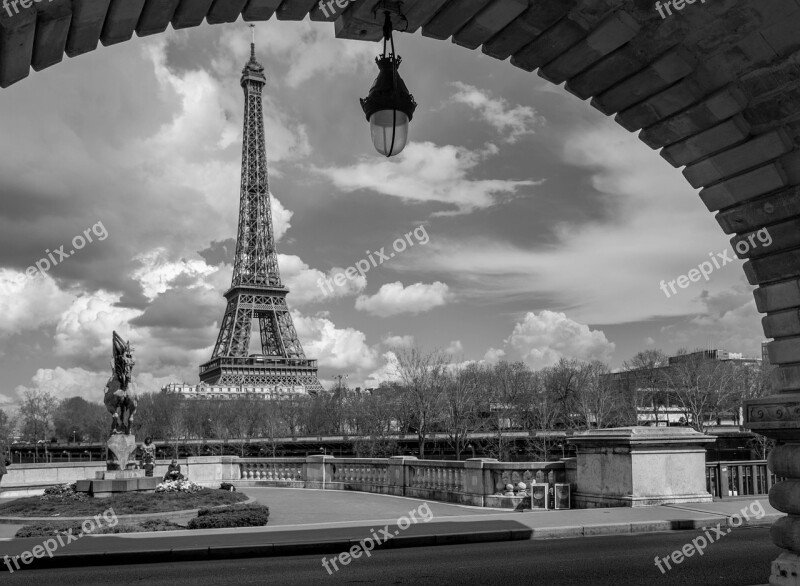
<box><xmin>0</xmin><ymin>19</ymin><xmax>766</xmax><ymax>407</ymax></box>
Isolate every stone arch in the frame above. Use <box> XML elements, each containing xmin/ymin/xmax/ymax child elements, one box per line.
<box><xmin>3</xmin><ymin>0</ymin><xmax>800</xmax><ymax>569</ymax></box>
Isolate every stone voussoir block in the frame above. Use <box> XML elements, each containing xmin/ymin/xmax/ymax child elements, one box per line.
<box><xmin>453</xmin><ymin>0</ymin><xmax>528</xmax><ymax>51</ymax></box>
<box><xmin>756</xmin><ymin>279</ymin><xmax>800</xmax><ymax>313</ymax></box>
<box><xmin>65</xmin><ymin>0</ymin><xmax>112</xmax><ymax>57</ymax></box>
<box><xmin>100</xmin><ymin>0</ymin><xmax>146</xmax><ymax>46</ymax></box>
<box><xmin>591</xmin><ymin>46</ymin><xmax>696</xmax><ymax>116</ymax></box>
<box><xmin>766</xmin><ymin>337</ymin><xmax>800</xmax><ymax>366</ymax></box>
<box><xmin>763</xmin><ymin>309</ymin><xmax>800</xmax><ymax>339</ymax></box>
<box><xmin>731</xmin><ymin>217</ymin><xmax>798</xmax><ymax>259</ymax></box>
<box><xmin>639</xmin><ymin>85</ymin><xmax>749</xmax><ymax>149</ymax></box>
<box><xmin>540</xmin><ymin>10</ymin><xmax>640</xmax><ymax>84</ymax></box>
<box><xmin>683</xmin><ymin>129</ymin><xmax>793</xmax><ymax>188</ymax></box>
<box><xmin>700</xmin><ymin>162</ymin><xmax>788</xmax><ymax>212</ymax></box>
<box><xmin>745</xmin><ymin>249</ymin><xmax>800</xmax><ymax>285</ymax></box>
<box><xmin>510</xmin><ymin>15</ymin><xmax>589</xmax><ymax>73</ymax></box>
<box><xmin>715</xmin><ymin>185</ymin><xmax>800</xmax><ymax>235</ymax></box>
<box><xmin>482</xmin><ymin>0</ymin><xmax>575</xmax><ymax>61</ymax></box>
<box><xmin>661</xmin><ymin>115</ymin><xmax>751</xmax><ymax>168</ymax></box>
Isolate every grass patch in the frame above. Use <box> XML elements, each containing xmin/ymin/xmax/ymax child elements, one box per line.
<box><xmin>15</xmin><ymin>518</ymin><xmax>186</xmax><ymax>538</ymax></box>
<box><xmin>0</xmin><ymin>488</ymin><xmax>248</xmax><ymax>517</ymax></box>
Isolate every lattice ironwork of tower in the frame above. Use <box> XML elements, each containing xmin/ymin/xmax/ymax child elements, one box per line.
<box><xmin>200</xmin><ymin>31</ymin><xmax>323</xmax><ymax>393</ymax></box>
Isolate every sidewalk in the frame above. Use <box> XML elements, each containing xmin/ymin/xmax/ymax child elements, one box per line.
<box><xmin>0</xmin><ymin>488</ymin><xmax>782</xmax><ymax>570</ymax></box>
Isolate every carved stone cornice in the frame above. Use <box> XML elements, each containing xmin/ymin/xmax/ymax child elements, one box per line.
<box><xmin>744</xmin><ymin>393</ymin><xmax>800</xmax><ymax>440</ymax></box>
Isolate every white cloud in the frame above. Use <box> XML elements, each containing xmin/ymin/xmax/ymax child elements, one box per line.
<box><xmin>316</xmin><ymin>141</ymin><xmax>541</xmax><ymax>214</ymax></box>
<box><xmin>403</xmin><ymin>119</ymin><xmax>748</xmax><ymax>325</ymax></box>
<box><xmin>15</xmin><ymin>367</ymin><xmax>112</xmax><ymax>404</ymax></box>
<box><xmin>53</xmin><ymin>292</ymin><xmax>143</xmax><ymax>361</ymax></box>
<box><xmin>450</xmin><ymin>82</ymin><xmax>543</xmax><ymax>143</ymax></box>
<box><xmin>445</xmin><ymin>340</ymin><xmax>464</xmax><ymax>355</ymax></box>
<box><xmin>133</xmin><ymin>248</ymin><xmax>216</xmax><ymax>300</ymax></box>
<box><xmin>382</xmin><ymin>334</ymin><xmax>415</xmax><ymax>348</ymax></box>
<box><xmin>219</xmin><ymin>21</ymin><xmax>375</xmax><ymax>89</ymax></box>
<box><xmin>506</xmin><ymin>311</ymin><xmax>615</xmax><ymax>369</ymax></box>
<box><xmin>282</xmin><ymin>256</ymin><xmax>366</xmax><ymax>306</ymax></box>
<box><xmin>483</xmin><ymin>347</ymin><xmax>506</xmax><ymax>363</ymax></box>
<box><xmin>0</xmin><ymin>270</ymin><xmax>73</xmax><ymax>336</ymax></box>
<box><xmin>364</xmin><ymin>351</ymin><xmax>401</xmax><ymax>388</ymax></box>
<box><xmin>355</xmin><ymin>281</ymin><xmax>453</xmax><ymax>317</ymax></box>
<box><xmin>291</xmin><ymin>311</ymin><xmax>378</xmax><ymax>370</ymax></box>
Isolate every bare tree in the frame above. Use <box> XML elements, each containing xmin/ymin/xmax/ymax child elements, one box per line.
<box><xmin>661</xmin><ymin>353</ymin><xmax>742</xmax><ymax>433</ymax></box>
<box><xmin>573</xmin><ymin>361</ymin><xmax>618</xmax><ymax>429</ymax></box>
<box><xmin>486</xmin><ymin>361</ymin><xmax>531</xmax><ymax>461</ymax></box>
<box><xmin>19</xmin><ymin>389</ymin><xmax>57</xmax><ymax>460</ymax></box>
<box><xmin>441</xmin><ymin>362</ymin><xmax>488</xmax><ymax>460</ymax></box>
<box><xmin>394</xmin><ymin>346</ymin><xmax>447</xmax><ymax>459</ymax></box>
<box><xmin>621</xmin><ymin>350</ymin><xmax>668</xmax><ymax>426</ymax></box>
<box><xmin>517</xmin><ymin>371</ymin><xmax>562</xmax><ymax>460</ymax></box>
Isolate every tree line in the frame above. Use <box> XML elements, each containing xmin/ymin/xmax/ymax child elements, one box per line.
<box><xmin>0</xmin><ymin>347</ymin><xmax>774</xmax><ymax>461</ymax></box>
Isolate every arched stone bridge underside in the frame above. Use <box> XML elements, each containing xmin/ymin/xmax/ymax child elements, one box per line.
<box><xmin>3</xmin><ymin>0</ymin><xmax>800</xmax><ymax>578</ymax></box>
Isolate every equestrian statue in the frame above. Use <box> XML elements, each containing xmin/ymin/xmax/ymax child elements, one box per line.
<box><xmin>104</xmin><ymin>331</ymin><xmax>138</xmax><ymax>435</ymax></box>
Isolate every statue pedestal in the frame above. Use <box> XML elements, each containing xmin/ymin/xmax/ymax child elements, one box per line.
<box><xmin>76</xmin><ymin>433</ymin><xmax>159</xmax><ymax>497</ymax></box>
<box><xmin>106</xmin><ymin>434</ymin><xmax>137</xmax><ymax>471</ymax></box>
<box><xmin>76</xmin><ymin>475</ymin><xmax>159</xmax><ymax>498</ymax></box>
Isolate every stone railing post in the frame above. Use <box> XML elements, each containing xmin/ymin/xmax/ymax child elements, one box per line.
<box><xmin>567</xmin><ymin>427</ymin><xmax>715</xmax><ymax>508</ymax></box>
<box><xmin>304</xmin><ymin>455</ymin><xmax>331</xmax><ymax>489</ymax></box>
<box><xmin>388</xmin><ymin>456</ymin><xmax>415</xmax><ymax>496</ymax></box>
<box><xmin>463</xmin><ymin>458</ymin><xmax>498</xmax><ymax>507</ymax></box>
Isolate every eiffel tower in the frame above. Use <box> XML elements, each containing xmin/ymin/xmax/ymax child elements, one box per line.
<box><xmin>200</xmin><ymin>27</ymin><xmax>323</xmax><ymax>393</ymax></box>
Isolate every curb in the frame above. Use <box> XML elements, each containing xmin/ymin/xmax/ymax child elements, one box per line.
<box><xmin>0</xmin><ymin>513</ymin><xmax>782</xmax><ymax>570</ymax></box>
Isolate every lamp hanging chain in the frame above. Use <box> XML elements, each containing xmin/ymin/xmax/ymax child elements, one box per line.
<box><xmin>382</xmin><ymin>9</ymin><xmax>398</xmax><ymax>157</ymax></box>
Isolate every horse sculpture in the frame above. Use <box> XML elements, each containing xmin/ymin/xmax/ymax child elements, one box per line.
<box><xmin>104</xmin><ymin>331</ymin><xmax>138</xmax><ymax>435</ymax></box>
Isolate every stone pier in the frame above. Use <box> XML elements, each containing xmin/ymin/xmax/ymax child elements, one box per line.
<box><xmin>568</xmin><ymin>427</ymin><xmax>715</xmax><ymax>508</ymax></box>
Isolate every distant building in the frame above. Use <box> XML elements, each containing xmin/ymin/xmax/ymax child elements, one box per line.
<box><xmin>162</xmin><ymin>382</ymin><xmax>308</xmax><ymax>400</ymax></box>
<box><xmin>606</xmin><ymin>348</ymin><xmax>761</xmax><ymax>428</ymax></box>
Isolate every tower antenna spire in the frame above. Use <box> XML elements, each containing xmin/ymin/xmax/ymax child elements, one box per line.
<box><xmin>250</xmin><ymin>24</ymin><xmax>255</xmax><ymax>59</ymax></box>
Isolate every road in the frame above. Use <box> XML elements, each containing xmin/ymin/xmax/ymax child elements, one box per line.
<box><xmin>2</xmin><ymin>527</ymin><xmax>779</xmax><ymax>585</ymax></box>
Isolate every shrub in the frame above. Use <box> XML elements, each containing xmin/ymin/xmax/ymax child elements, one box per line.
<box><xmin>220</xmin><ymin>482</ymin><xmax>236</xmax><ymax>492</ymax></box>
<box><xmin>187</xmin><ymin>504</ymin><xmax>269</xmax><ymax>530</ymax></box>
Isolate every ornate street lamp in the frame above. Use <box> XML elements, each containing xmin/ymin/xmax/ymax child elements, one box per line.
<box><xmin>360</xmin><ymin>1</ymin><xmax>416</xmax><ymax>157</ymax></box>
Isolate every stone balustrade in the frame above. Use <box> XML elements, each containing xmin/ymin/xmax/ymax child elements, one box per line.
<box><xmin>238</xmin><ymin>458</ymin><xmax>305</xmax><ymax>486</ymax></box>
<box><xmin>2</xmin><ymin>431</ymin><xmax>726</xmax><ymax>510</ymax></box>
<box><xmin>0</xmin><ymin>454</ymin><xmax>571</xmax><ymax>508</ymax></box>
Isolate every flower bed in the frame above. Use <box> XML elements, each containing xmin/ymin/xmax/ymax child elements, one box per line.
<box><xmin>40</xmin><ymin>483</ymin><xmax>88</xmax><ymax>503</ymax></box>
<box><xmin>155</xmin><ymin>479</ymin><xmax>205</xmax><ymax>494</ymax></box>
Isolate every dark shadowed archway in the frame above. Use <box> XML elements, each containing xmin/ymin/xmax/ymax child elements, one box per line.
<box><xmin>2</xmin><ymin>0</ymin><xmax>800</xmax><ymax>580</ymax></box>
